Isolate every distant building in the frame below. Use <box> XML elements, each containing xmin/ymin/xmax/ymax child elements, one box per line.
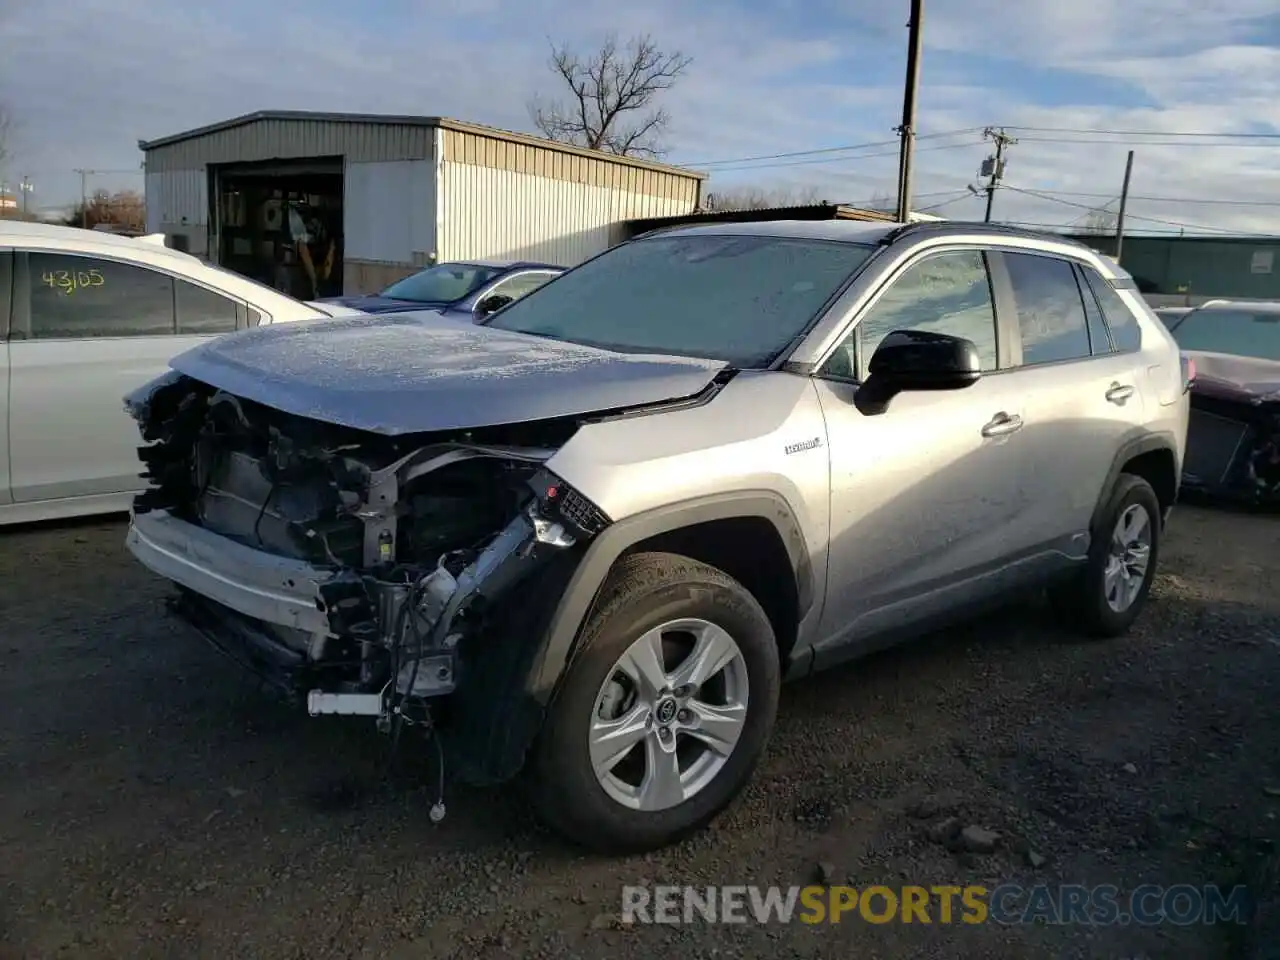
<box><xmin>1071</xmin><ymin>233</ymin><xmax>1280</xmax><ymax>304</ymax></box>
<box><xmin>139</xmin><ymin>110</ymin><xmax>705</xmax><ymax>297</ymax></box>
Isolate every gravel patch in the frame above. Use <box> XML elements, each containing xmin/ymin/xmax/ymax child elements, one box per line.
<box><xmin>1</xmin><ymin>504</ymin><xmax>1277</xmax><ymax>958</ymax></box>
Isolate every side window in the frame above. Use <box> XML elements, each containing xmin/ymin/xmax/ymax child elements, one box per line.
<box><xmin>0</xmin><ymin>251</ymin><xmax>12</xmax><ymax>340</ymax></box>
<box><xmin>487</xmin><ymin>271</ymin><xmax>556</xmax><ymax>302</ymax></box>
<box><xmin>1081</xmin><ymin>267</ymin><xmax>1143</xmax><ymax>352</ymax></box>
<box><xmin>1002</xmin><ymin>252</ymin><xmax>1092</xmax><ymax>365</ymax></box>
<box><xmin>847</xmin><ymin>249</ymin><xmax>999</xmax><ymax>377</ymax></box>
<box><xmin>1073</xmin><ymin>265</ymin><xmax>1114</xmax><ymax>354</ymax></box>
<box><xmin>176</xmin><ymin>278</ymin><xmax>239</xmax><ymax>335</ymax></box>
<box><xmin>29</xmin><ymin>252</ymin><xmax>174</xmax><ymax>339</ymax></box>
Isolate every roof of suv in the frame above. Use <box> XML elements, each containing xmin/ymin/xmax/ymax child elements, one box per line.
<box><xmin>636</xmin><ymin>217</ymin><xmax>1103</xmax><ymax>252</ymax></box>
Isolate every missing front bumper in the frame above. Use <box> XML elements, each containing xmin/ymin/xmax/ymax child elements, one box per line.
<box><xmin>127</xmin><ymin>509</ymin><xmax>333</xmax><ymax>635</ymax></box>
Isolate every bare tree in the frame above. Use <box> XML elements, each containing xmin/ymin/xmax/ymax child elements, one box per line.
<box><xmin>865</xmin><ymin>190</ymin><xmax>895</xmax><ymax>212</ymax></box>
<box><xmin>702</xmin><ymin>184</ymin><xmax>826</xmax><ymax>212</ymax></box>
<box><xmin>529</xmin><ymin>34</ymin><xmax>692</xmax><ymax>159</ymax></box>
<box><xmin>65</xmin><ymin>189</ymin><xmax>146</xmax><ymax>232</ymax></box>
<box><xmin>1081</xmin><ymin>209</ymin><xmax>1118</xmax><ymax>235</ymax></box>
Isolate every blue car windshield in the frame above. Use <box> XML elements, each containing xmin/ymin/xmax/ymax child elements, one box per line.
<box><xmin>1170</xmin><ymin>307</ymin><xmax>1280</xmax><ymax>362</ymax></box>
<box><xmin>381</xmin><ymin>263</ymin><xmax>507</xmax><ymax>303</ymax></box>
<box><xmin>483</xmin><ymin>234</ymin><xmax>874</xmax><ymax>367</ymax></box>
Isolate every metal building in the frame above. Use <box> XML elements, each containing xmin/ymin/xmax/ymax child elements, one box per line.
<box><xmin>139</xmin><ymin>110</ymin><xmax>706</xmax><ymax>297</ymax></box>
<box><xmin>1070</xmin><ymin>233</ymin><xmax>1280</xmax><ymax>304</ymax></box>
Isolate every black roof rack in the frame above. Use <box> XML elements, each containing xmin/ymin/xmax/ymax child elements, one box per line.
<box><xmin>877</xmin><ymin>220</ymin><xmax>1096</xmax><ymax>249</ymax></box>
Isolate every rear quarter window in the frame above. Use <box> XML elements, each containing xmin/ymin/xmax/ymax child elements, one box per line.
<box><xmin>1081</xmin><ymin>268</ymin><xmax>1142</xmax><ymax>352</ymax></box>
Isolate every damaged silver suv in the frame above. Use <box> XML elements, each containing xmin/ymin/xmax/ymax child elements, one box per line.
<box><xmin>124</xmin><ymin>220</ymin><xmax>1189</xmax><ymax>853</ymax></box>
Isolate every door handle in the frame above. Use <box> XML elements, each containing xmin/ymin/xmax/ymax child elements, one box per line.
<box><xmin>981</xmin><ymin>412</ymin><xmax>1024</xmax><ymax>438</ymax></box>
<box><xmin>1105</xmin><ymin>382</ymin><xmax>1135</xmax><ymax>404</ymax></box>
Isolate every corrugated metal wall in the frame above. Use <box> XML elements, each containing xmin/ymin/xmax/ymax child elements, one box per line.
<box><xmin>143</xmin><ymin>119</ymin><xmax>433</xmax><ymax>172</ymax></box>
<box><xmin>343</xmin><ymin>159</ymin><xmax>436</xmax><ymax>294</ymax></box>
<box><xmin>437</xmin><ymin>129</ymin><xmax>700</xmax><ymax>264</ymax></box>
<box><xmin>144</xmin><ymin>170</ymin><xmax>208</xmax><ymax>254</ymax></box>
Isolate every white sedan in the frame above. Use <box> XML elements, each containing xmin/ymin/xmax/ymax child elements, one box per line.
<box><xmin>0</xmin><ymin>221</ymin><xmax>362</xmax><ymax>525</ymax></box>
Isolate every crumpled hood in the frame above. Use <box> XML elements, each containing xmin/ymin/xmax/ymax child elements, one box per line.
<box><xmin>1187</xmin><ymin>350</ymin><xmax>1280</xmax><ymax>403</ymax></box>
<box><xmin>164</xmin><ymin>312</ymin><xmax>727</xmax><ymax>435</ymax></box>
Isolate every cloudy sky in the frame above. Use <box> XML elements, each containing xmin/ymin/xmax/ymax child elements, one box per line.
<box><xmin>2</xmin><ymin>0</ymin><xmax>1279</xmax><ymax>235</ymax></box>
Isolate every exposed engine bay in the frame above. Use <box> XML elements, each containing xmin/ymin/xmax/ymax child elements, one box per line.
<box><xmin>125</xmin><ymin>373</ymin><xmax>612</xmax><ymax>780</ymax></box>
<box><xmin>1182</xmin><ymin>363</ymin><xmax>1280</xmax><ymax>505</ymax></box>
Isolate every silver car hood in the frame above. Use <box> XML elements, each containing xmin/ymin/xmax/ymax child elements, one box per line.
<box><xmin>165</xmin><ymin>312</ymin><xmax>727</xmax><ymax>436</ymax></box>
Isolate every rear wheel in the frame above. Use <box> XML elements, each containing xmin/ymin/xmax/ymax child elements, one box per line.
<box><xmin>1049</xmin><ymin>473</ymin><xmax>1161</xmax><ymax>637</ymax></box>
<box><xmin>529</xmin><ymin>552</ymin><xmax>781</xmax><ymax>854</ymax></box>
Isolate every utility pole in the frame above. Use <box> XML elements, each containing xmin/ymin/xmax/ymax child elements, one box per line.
<box><xmin>1114</xmin><ymin>150</ymin><xmax>1135</xmax><ymax>263</ymax></box>
<box><xmin>980</xmin><ymin>127</ymin><xmax>1016</xmax><ymax>222</ymax></box>
<box><xmin>19</xmin><ymin>175</ymin><xmax>32</xmax><ymax>215</ymax></box>
<box><xmin>74</xmin><ymin>168</ymin><xmax>90</xmax><ymax>228</ymax></box>
<box><xmin>895</xmin><ymin>0</ymin><xmax>925</xmax><ymax>223</ymax></box>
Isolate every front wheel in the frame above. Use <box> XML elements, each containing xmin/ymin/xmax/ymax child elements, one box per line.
<box><xmin>529</xmin><ymin>552</ymin><xmax>781</xmax><ymax>854</ymax></box>
<box><xmin>1049</xmin><ymin>473</ymin><xmax>1162</xmax><ymax>637</ymax></box>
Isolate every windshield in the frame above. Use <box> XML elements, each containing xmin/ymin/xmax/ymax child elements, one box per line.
<box><xmin>483</xmin><ymin>234</ymin><xmax>874</xmax><ymax>366</ymax></box>
<box><xmin>1169</xmin><ymin>307</ymin><xmax>1280</xmax><ymax>362</ymax></box>
<box><xmin>380</xmin><ymin>263</ymin><xmax>507</xmax><ymax>303</ymax></box>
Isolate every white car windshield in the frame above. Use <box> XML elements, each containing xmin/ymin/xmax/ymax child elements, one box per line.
<box><xmin>484</xmin><ymin>233</ymin><xmax>875</xmax><ymax>367</ymax></box>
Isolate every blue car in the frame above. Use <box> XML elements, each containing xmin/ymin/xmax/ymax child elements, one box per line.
<box><xmin>319</xmin><ymin>259</ymin><xmax>563</xmax><ymax>320</ymax></box>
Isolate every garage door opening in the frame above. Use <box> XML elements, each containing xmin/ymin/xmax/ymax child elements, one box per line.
<box><xmin>211</xmin><ymin>158</ymin><xmax>344</xmax><ymax>299</ymax></box>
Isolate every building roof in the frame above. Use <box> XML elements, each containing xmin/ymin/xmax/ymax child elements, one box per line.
<box><xmin>138</xmin><ymin>110</ymin><xmax>708</xmax><ymax>180</ymax></box>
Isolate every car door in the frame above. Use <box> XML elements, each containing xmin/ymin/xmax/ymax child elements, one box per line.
<box><xmin>810</xmin><ymin>247</ymin><xmax>1034</xmax><ymax>664</ymax></box>
<box><xmin>0</xmin><ymin>250</ymin><xmax>11</xmax><ymax>507</ymax></box>
<box><xmin>988</xmin><ymin>250</ymin><xmax>1145</xmax><ymax>556</ymax></box>
<box><xmin>8</xmin><ymin>249</ymin><xmax>245</xmax><ymax>504</ymax></box>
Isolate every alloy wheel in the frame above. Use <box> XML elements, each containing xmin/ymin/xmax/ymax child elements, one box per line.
<box><xmin>589</xmin><ymin>617</ymin><xmax>749</xmax><ymax>811</ymax></box>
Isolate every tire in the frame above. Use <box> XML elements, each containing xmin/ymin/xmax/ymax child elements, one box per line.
<box><xmin>1049</xmin><ymin>473</ymin><xmax>1162</xmax><ymax>638</ymax></box>
<box><xmin>528</xmin><ymin>551</ymin><xmax>781</xmax><ymax>854</ymax></box>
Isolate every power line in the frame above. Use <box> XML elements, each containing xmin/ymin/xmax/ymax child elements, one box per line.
<box><xmin>702</xmin><ymin>138</ymin><xmax>985</xmax><ymax>173</ymax></box>
<box><xmin>999</xmin><ymin>185</ymin><xmax>1280</xmax><ymax>237</ymax></box>
<box><xmin>1000</xmin><ymin>125</ymin><xmax>1280</xmax><ymax>140</ymax></box>
<box><xmin>1005</xmin><ymin>188</ymin><xmax>1280</xmax><ymax>207</ymax></box>
<box><xmin>1001</xmin><ymin>220</ymin><xmax>1280</xmax><ymax>238</ymax></box>
<box><xmin>916</xmin><ymin>191</ymin><xmax>975</xmax><ymax>212</ymax></box>
<box><xmin>1012</xmin><ymin>136</ymin><xmax>1280</xmax><ymax>149</ymax></box>
<box><xmin>686</xmin><ymin>127</ymin><xmax>985</xmax><ymax>168</ymax></box>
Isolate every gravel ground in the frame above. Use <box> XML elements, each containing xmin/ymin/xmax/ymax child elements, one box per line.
<box><xmin>2</xmin><ymin>503</ymin><xmax>1279</xmax><ymax>959</ymax></box>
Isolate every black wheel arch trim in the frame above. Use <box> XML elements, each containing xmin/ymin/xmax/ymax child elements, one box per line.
<box><xmin>1091</xmin><ymin>431</ymin><xmax>1180</xmax><ymax>533</ymax></box>
<box><xmin>528</xmin><ymin>489</ymin><xmax>815</xmax><ymax>705</ymax></box>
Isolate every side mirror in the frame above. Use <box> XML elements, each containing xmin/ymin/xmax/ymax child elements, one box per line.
<box><xmin>475</xmin><ymin>294</ymin><xmax>514</xmax><ymax>318</ymax></box>
<box><xmin>855</xmin><ymin>329</ymin><xmax>982</xmax><ymax>415</ymax></box>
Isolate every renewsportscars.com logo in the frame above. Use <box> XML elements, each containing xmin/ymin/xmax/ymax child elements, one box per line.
<box><xmin>620</xmin><ymin>884</ymin><xmax>1254</xmax><ymax>926</ymax></box>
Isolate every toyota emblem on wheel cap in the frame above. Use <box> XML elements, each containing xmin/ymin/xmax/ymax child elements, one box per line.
<box><xmin>656</xmin><ymin>698</ymin><xmax>678</xmax><ymax>725</ymax></box>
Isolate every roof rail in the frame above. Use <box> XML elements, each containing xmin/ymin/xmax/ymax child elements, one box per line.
<box><xmin>876</xmin><ymin>219</ymin><xmax>1096</xmax><ymax>249</ymax></box>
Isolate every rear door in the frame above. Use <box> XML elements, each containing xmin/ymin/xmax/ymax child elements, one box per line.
<box><xmin>0</xmin><ymin>250</ymin><xmax>11</xmax><ymax>507</ymax></box>
<box><xmin>989</xmin><ymin>250</ymin><xmax>1146</xmax><ymax>555</ymax></box>
<box><xmin>8</xmin><ymin>250</ymin><xmax>245</xmax><ymax>504</ymax></box>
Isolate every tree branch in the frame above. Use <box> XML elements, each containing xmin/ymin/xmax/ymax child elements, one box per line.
<box><xmin>529</xmin><ymin>34</ymin><xmax>691</xmax><ymax>158</ymax></box>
